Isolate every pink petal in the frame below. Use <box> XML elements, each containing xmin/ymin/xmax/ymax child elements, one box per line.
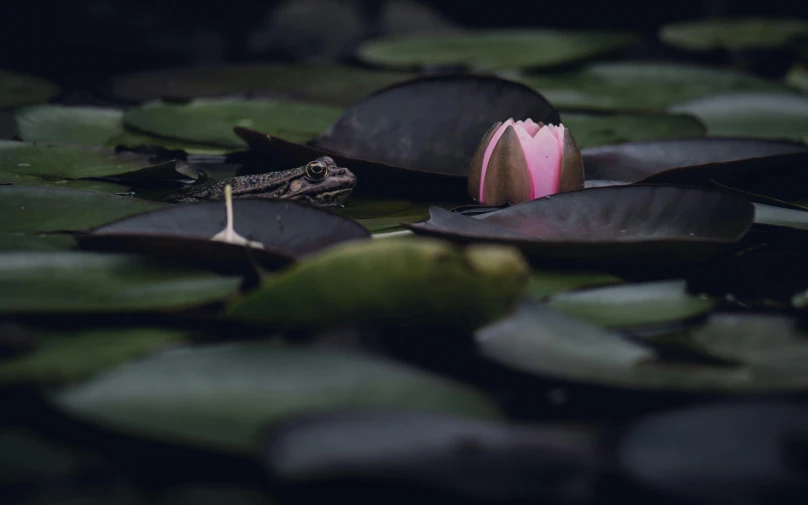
<box><xmin>480</xmin><ymin>118</ymin><xmax>514</xmax><ymax>201</ymax></box>
<box><xmin>527</xmin><ymin>126</ymin><xmax>563</xmax><ymax>198</ymax></box>
<box><xmin>515</xmin><ymin>118</ymin><xmax>541</xmax><ymax>137</ymax></box>
<box><xmin>512</xmin><ymin>122</ymin><xmax>542</xmax><ymax>198</ymax></box>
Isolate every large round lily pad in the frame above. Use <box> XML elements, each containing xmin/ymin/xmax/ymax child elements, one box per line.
<box><xmin>0</xmin><ymin>232</ymin><xmax>77</xmax><ymax>251</ymax></box>
<box><xmin>15</xmin><ymin>105</ymin><xmax>124</xmax><ymax>147</ymax></box>
<box><xmin>521</xmin><ymin>62</ymin><xmax>790</xmax><ymax>112</ymax></box>
<box><xmin>582</xmin><ymin>137</ymin><xmax>808</xmax><ymax>183</ymax></box>
<box><xmin>77</xmin><ymin>199</ymin><xmax>371</xmax><ymax>273</ymax></box>
<box><xmin>0</xmin><ymin>187</ymin><xmax>166</xmax><ymax>232</ymax></box>
<box><xmin>107</xmin><ymin>63</ymin><xmax>415</xmax><ymax>107</ymax></box>
<box><xmin>0</xmin><ymin>69</ymin><xmax>60</xmax><ymax>109</ymax></box>
<box><xmin>405</xmin><ymin>185</ymin><xmax>754</xmax><ymax>266</ymax></box>
<box><xmin>560</xmin><ymin>111</ymin><xmax>706</xmax><ymax>148</ymax></box>
<box><xmin>668</xmin><ymin>92</ymin><xmax>808</xmax><ymax>142</ymax></box>
<box><xmin>659</xmin><ymin>17</ymin><xmax>808</xmax><ymax>52</ymax></box>
<box><xmin>51</xmin><ymin>343</ymin><xmax>503</xmax><ymax>454</ymax></box>
<box><xmin>357</xmin><ymin>29</ymin><xmax>638</xmax><ymax>71</ymax></box>
<box><xmin>123</xmin><ymin>99</ymin><xmax>345</xmax><ymax>148</ymax></box>
<box><xmin>0</xmin><ymin>251</ymin><xmax>241</xmax><ymax>314</ymax></box>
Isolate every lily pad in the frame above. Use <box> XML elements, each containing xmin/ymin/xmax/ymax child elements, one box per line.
<box><xmin>668</xmin><ymin>92</ymin><xmax>808</xmax><ymax>142</ymax></box>
<box><xmin>526</xmin><ymin>268</ymin><xmax>624</xmax><ymax>301</ymax></box>
<box><xmin>405</xmin><ymin>186</ymin><xmax>754</xmax><ymax>266</ymax></box>
<box><xmin>263</xmin><ymin>410</ymin><xmax>600</xmax><ymax>502</ymax></box>
<box><xmin>547</xmin><ymin>280</ymin><xmax>716</xmax><ymax>329</ymax></box>
<box><xmin>521</xmin><ymin>62</ymin><xmax>790</xmax><ymax>111</ymax></box>
<box><xmin>560</xmin><ymin>111</ymin><xmax>706</xmax><ymax>148</ymax></box>
<box><xmin>581</xmin><ymin>137</ymin><xmax>808</xmax><ymax>183</ymax></box>
<box><xmin>0</xmin><ymin>187</ymin><xmax>166</xmax><ymax>232</ymax></box>
<box><xmin>76</xmin><ymin>199</ymin><xmax>371</xmax><ymax>273</ymax></box>
<box><xmin>0</xmin><ymin>69</ymin><xmax>60</xmax><ymax>109</ymax></box>
<box><xmin>0</xmin><ymin>171</ymin><xmax>133</xmax><ymax>194</ymax></box>
<box><xmin>0</xmin><ymin>251</ymin><xmax>242</xmax><ymax>314</ymax></box>
<box><xmin>51</xmin><ymin>343</ymin><xmax>503</xmax><ymax>454</ymax></box>
<box><xmin>357</xmin><ymin>29</ymin><xmax>638</xmax><ymax>71</ymax></box>
<box><xmin>787</xmin><ymin>64</ymin><xmax>808</xmax><ymax>93</ymax></box>
<box><xmin>753</xmin><ymin>203</ymin><xmax>808</xmax><ymax>230</ymax></box>
<box><xmin>15</xmin><ymin>105</ymin><xmax>124</xmax><ymax>147</ymax></box>
<box><xmin>108</xmin><ymin>130</ymin><xmax>233</xmax><ymax>155</ymax></box>
<box><xmin>107</xmin><ymin>63</ymin><xmax>416</xmax><ymax>107</ymax></box>
<box><xmin>659</xmin><ymin>17</ymin><xmax>808</xmax><ymax>52</ymax></box>
<box><xmin>123</xmin><ymin>99</ymin><xmax>345</xmax><ymax>148</ymax></box>
<box><xmin>0</xmin><ymin>232</ymin><xmax>77</xmax><ymax>251</ymax></box>
<box><xmin>0</xmin><ymin>327</ymin><xmax>188</xmax><ymax>386</ymax></box>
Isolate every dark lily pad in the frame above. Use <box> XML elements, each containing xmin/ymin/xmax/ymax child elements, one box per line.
<box><xmin>0</xmin><ymin>171</ymin><xmax>133</xmax><ymax>194</ymax></box>
<box><xmin>107</xmin><ymin>63</ymin><xmax>416</xmax><ymax>107</ymax></box>
<box><xmin>0</xmin><ymin>69</ymin><xmax>60</xmax><ymax>109</ymax></box>
<box><xmin>581</xmin><ymin>137</ymin><xmax>808</xmax><ymax>183</ymax></box>
<box><xmin>526</xmin><ymin>268</ymin><xmax>624</xmax><ymax>301</ymax></box>
<box><xmin>76</xmin><ymin>199</ymin><xmax>371</xmax><ymax>274</ymax></box>
<box><xmin>15</xmin><ymin>105</ymin><xmax>124</xmax><ymax>147</ymax></box>
<box><xmin>0</xmin><ymin>326</ymin><xmax>189</xmax><ymax>386</ymax></box>
<box><xmin>263</xmin><ymin>410</ymin><xmax>600</xmax><ymax>502</ymax></box>
<box><xmin>560</xmin><ymin>111</ymin><xmax>706</xmax><ymax>148</ymax></box>
<box><xmin>659</xmin><ymin>17</ymin><xmax>808</xmax><ymax>52</ymax></box>
<box><xmin>668</xmin><ymin>92</ymin><xmax>808</xmax><ymax>142</ymax></box>
<box><xmin>787</xmin><ymin>64</ymin><xmax>808</xmax><ymax>93</ymax></box>
<box><xmin>612</xmin><ymin>402</ymin><xmax>808</xmax><ymax>505</ymax></box>
<box><xmin>0</xmin><ymin>187</ymin><xmax>166</xmax><ymax>232</ymax></box>
<box><xmin>123</xmin><ymin>99</ymin><xmax>344</xmax><ymax>148</ymax></box>
<box><xmin>0</xmin><ymin>428</ymin><xmax>93</xmax><ymax>487</ymax></box>
<box><xmin>0</xmin><ymin>251</ymin><xmax>242</xmax><ymax>314</ymax></box>
<box><xmin>51</xmin><ymin>343</ymin><xmax>503</xmax><ymax>454</ymax></box>
<box><xmin>520</xmin><ymin>62</ymin><xmax>790</xmax><ymax>112</ymax></box>
<box><xmin>405</xmin><ymin>185</ymin><xmax>754</xmax><ymax>266</ymax></box>
<box><xmin>547</xmin><ymin>280</ymin><xmax>716</xmax><ymax>329</ymax></box>
<box><xmin>753</xmin><ymin>203</ymin><xmax>808</xmax><ymax>230</ymax></box>
<box><xmin>0</xmin><ymin>232</ymin><xmax>77</xmax><ymax>251</ymax></box>
<box><xmin>357</xmin><ymin>29</ymin><xmax>638</xmax><ymax>71</ymax></box>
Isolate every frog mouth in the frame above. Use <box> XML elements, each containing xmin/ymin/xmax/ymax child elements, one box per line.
<box><xmin>316</xmin><ymin>187</ymin><xmax>355</xmax><ymax>203</ymax></box>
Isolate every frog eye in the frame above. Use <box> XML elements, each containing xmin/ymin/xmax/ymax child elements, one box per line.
<box><xmin>305</xmin><ymin>161</ymin><xmax>328</xmax><ymax>181</ymax></box>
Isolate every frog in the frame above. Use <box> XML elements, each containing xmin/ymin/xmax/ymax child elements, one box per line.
<box><xmin>164</xmin><ymin>156</ymin><xmax>357</xmax><ymax>206</ymax></box>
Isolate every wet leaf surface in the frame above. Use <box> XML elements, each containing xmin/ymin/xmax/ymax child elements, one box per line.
<box><xmin>787</xmin><ymin>64</ymin><xmax>808</xmax><ymax>93</ymax></box>
<box><xmin>560</xmin><ymin>111</ymin><xmax>706</xmax><ymax>148</ymax></box>
<box><xmin>15</xmin><ymin>105</ymin><xmax>125</xmax><ymax>147</ymax></box>
<box><xmin>0</xmin><ymin>251</ymin><xmax>241</xmax><ymax>313</ymax></box>
<box><xmin>0</xmin><ymin>69</ymin><xmax>60</xmax><ymax>109</ymax></box>
<box><xmin>526</xmin><ymin>268</ymin><xmax>625</xmax><ymax>300</ymax></box>
<box><xmin>0</xmin><ymin>232</ymin><xmax>77</xmax><ymax>251</ymax></box>
<box><xmin>357</xmin><ymin>29</ymin><xmax>638</xmax><ymax>70</ymax></box>
<box><xmin>51</xmin><ymin>343</ymin><xmax>504</xmax><ymax>454</ymax></box>
<box><xmin>659</xmin><ymin>17</ymin><xmax>808</xmax><ymax>51</ymax></box>
<box><xmin>406</xmin><ymin>185</ymin><xmax>754</xmax><ymax>266</ymax></box>
<box><xmin>753</xmin><ymin>203</ymin><xmax>808</xmax><ymax>230</ymax></box>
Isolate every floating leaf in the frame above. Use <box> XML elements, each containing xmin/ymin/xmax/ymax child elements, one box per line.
<box><xmin>52</xmin><ymin>344</ymin><xmax>504</xmax><ymax>454</ymax></box>
<box><xmin>0</xmin><ymin>429</ymin><xmax>92</xmax><ymax>486</ymax></box>
<box><xmin>15</xmin><ymin>105</ymin><xmax>124</xmax><ymax>146</ymax></box>
<box><xmin>77</xmin><ymin>198</ymin><xmax>370</xmax><ymax>273</ymax></box>
<box><xmin>668</xmin><ymin>92</ymin><xmax>808</xmax><ymax>142</ymax></box>
<box><xmin>753</xmin><ymin>203</ymin><xmax>808</xmax><ymax>230</ymax></box>
<box><xmin>108</xmin><ymin>129</ymin><xmax>233</xmax><ymax>155</ymax></box>
<box><xmin>0</xmin><ymin>69</ymin><xmax>60</xmax><ymax>109</ymax></box>
<box><xmin>0</xmin><ymin>327</ymin><xmax>188</xmax><ymax>386</ymax></box>
<box><xmin>0</xmin><ymin>232</ymin><xmax>77</xmax><ymax>251</ymax></box>
<box><xmin>526</xmin><ymin>268</ymin><xmax>624</xmax><ymax>301</ymax></box>
<box><xmin>123</xmin><ymin>99</ymin><xmax>344</xmax><ymax>148</ymax></box>
<box><xmin>107</xmin><ymin>63</ymin><xmax>416</xmax><ymax>107</ymax></box>
<box><xmin>520</xmin><ymin>62</ymin><xmax>790</xmax><ymax>111</ymax></box>
<box><xmin>0</xmin><ymin>187</ymin><xmax>165</xmax><ymax>232</ymax></box>
<box><xmin>0</xmin><ymin>251</ymin><xmax>241</xmax><ymax>314</ymax></box>
<box><xmin>336</xmin><ymin>197</ymin><xmax>413</xmax><ymax>219</ymax></box>
<box><xmin>406</xmin><ymin>186</ymin><xmax>754</xmax><ymax>266</ymax></box>
<box><xmin>263</xmin><ymin>410</ymin><xmax>600</xmax><ymax>502</ymax></box>
<box><xmin>547</xmin><ymin>280</ymin><xmax>716</xmax><ymax>329</ymax></box>
<box><xmin>787</xmin><ymin>64</ymin><xmax>808</xmax><ymax>93</ymax></box>
<box><xmin>0</xmin><ymin>171</ymin><xmax>132</xmax><ymax>194</ymax></box>
<box><xmin>560</xmin><ymin>111</ymin><xmax>705</xmax><ymax>148</ymax></box>
<box><xmin>357</xmin><ymin>29</ymin><xmax>638</xmax><ymax>70</ymax></box>
<box><xmin>225</xmin><ymin>238</ymin><xmax>529</xmax><ymax>333</ymax></box>
<box><xmin>659</xmin><ymin>17</ymin><xmax>808</xmax><ymax>52</ymax></box>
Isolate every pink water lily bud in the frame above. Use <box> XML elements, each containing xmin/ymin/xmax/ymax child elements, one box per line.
<box><xmin>468</xmin><ymin>118</ymin><xmax>585</xmax><ymax>205</ymax></box>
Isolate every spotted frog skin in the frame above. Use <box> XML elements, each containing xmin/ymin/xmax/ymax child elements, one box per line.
<box><xmin>165</xmin><ymin>156</ymin><xmax>357</xmax><ymax>206</ymax></box>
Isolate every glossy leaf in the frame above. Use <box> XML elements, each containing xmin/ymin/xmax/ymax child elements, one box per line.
<box><xmin>547</xmin><ymin>280</ymin><xmax>716</xmax><ymax>328</ymax></box>
<box><xmin>0</xmin><ymin>251</ymin><xmax>242</xmax><ymax>313</ymax></box>
<box><xmin>406</xmin><ymin>186</ymin><xmax>754</xmax><ymax>266</ymax></box>
<box><xmin>0</xmin><ymin>187</ymin><xmax>166</xmax><ymax>232</ymax></box>
<box><xmin>123</xmin><ymin>99</ymin><xmax>344</xmax><ymax>147</ymax></box>
<box><xmin>15</xmin><ymin>105</ymin><xmax>124</xmax><ymax>146</ymax></box>
<box><xmin>0</xmin><ymin>232</ymin><xmax>77</xmax><ymax>251</ymax></box>
<box><xmin>787</xmin><ymin>64</ymin><xmax>808</xmax><ymax>93</ymax></box>
<box><xmin>659</xmin><ymin>17</ymin><xmax>808</xmax><ymax>51</ymax></box>
<box><xmin>526</xmin><ymin>268</ymin><xmax>624</xmax><ymax>301</ymax></box>
<box><xmin>669</xmin><ymin>92</ymin><xmax>808</xmax><ymax>142</ymax></box>
<box><xmin>52</xmin><ymin>344</ymin><xmax>504</xmax><ymax>454</ymax></box>
<box><xmin>0</xmin><ymin>170</ymin><xmax>132</xmax><ymax>194</ymax></box>
<box><xmin>753</xmin><ymin>203</ymin><xmax>808</xmax><ymax>230</ymax></box>
<box><xmin>560</xmin><ymin>111</ymin><xmax>706</xmax><ymax>148</ymax></box>
<box><xmin>357</xmin><ymin>29</ymin><xmax>638</xmax><ymax>70</ymax></box>
<box><xmin>0</xmin><ymin>69</ymin><xmax>60</xmax><ymax>109</ymax></box>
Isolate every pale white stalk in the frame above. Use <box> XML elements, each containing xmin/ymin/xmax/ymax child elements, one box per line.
<box><xmin>210</xmin><ymin>185</ymin><xmax>265</xmax><ymax>249</ymax></box>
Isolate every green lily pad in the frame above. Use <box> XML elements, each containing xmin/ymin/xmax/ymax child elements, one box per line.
<box><xmin>560</xmin><ymin>111</ymin><xmax>705</xmax><ymax>148</ymax></box>
<box><xmin>546</xmin><ymin>280</ymin><xmax>716</xmax><ymax>328</ymax></box>
<box><xmin>123</xmin><ymin>99</ymin><xmax>344</xmax><ymax>148</ymax></box>
<box><xmin>51</xmin><ymin>343</ymin><xmax>504</xmax><ymax>454</ymax></box>
<box><xmin>669</xmin><ymin>92</ymin><xmax>808</xmax><ymax>142</ymax></box>
<box><xmin>526</xmin><ymin>268</ymin><xmax>624</xmax><ymax>301</ymax></box>
<box><xmin>108</xmin><ymin>129</ymin><xmax>233</xmax><ymax>155</ymax></box>
<box><xmin>786</xmin><ymin>64</ymin><xmax>808</xmax><ymax>93</ymax></box>
<box><xmin>337</xmin><ymin>197</ymin><xmax>413</xmax><ymax>219</ymax></box>
<box><xmin>15</xmin><ymin>485</ymin><xmax>270</xmax><ymax>505</ymax></box>
<box><xmin>0</xmin><ymin>251</ymin><xmax>242</xmax><ymax>314</ymax></box>
<box><xmin>659</xmin><ymin>17</ymin><xmax>808</xmax><ymax>52</ymax></box>
<box><xmin>108</xmin><ymin>63</ymin><xmax>416</xmax><ymax>107</ymax></box>
<box><xmin>0</xmin><ymin>69</ymin><xmax>60</xmax><ymax>109</ymax></box>
<box><xmin>357</xmin><ymin>29</ymin><xmax>638</xmax><ymax>71</ymax></box>
<box><xmin>0</xmin><ymin>232</ymin><xmax>77</xmax><ymax>251</ymax></box>
<box><xmin>0</xmin><ymin>327</ymin><xmax>188</xmax><ymax>386</ymax></box>
<box><xmin>0</xmin><ymin>429</ymin><xmax>91</xmax><ymax>486</ymax></box>
<box><xmin>0</xmin><ymin>187</ymin><xmax>165</xmax><ymax>232</ymax></box>
<box><xmin>15</xmin><ymin>105</ymin><xmax>124</xmax><ymax>146</ymax></box>
<box><xmin>0</xmin><ymin>170</ymin><xmax>132</xmax><ymax>194</ymax></box>
<box><xmin>521</xmin><ymin>62</ymin><xmax>791</xmax><ymax>112</ymax></box>
<box><xmin>753</xmin><ymin>203</ymin><xmax>808</xmax><ymax>230</ymax></box>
